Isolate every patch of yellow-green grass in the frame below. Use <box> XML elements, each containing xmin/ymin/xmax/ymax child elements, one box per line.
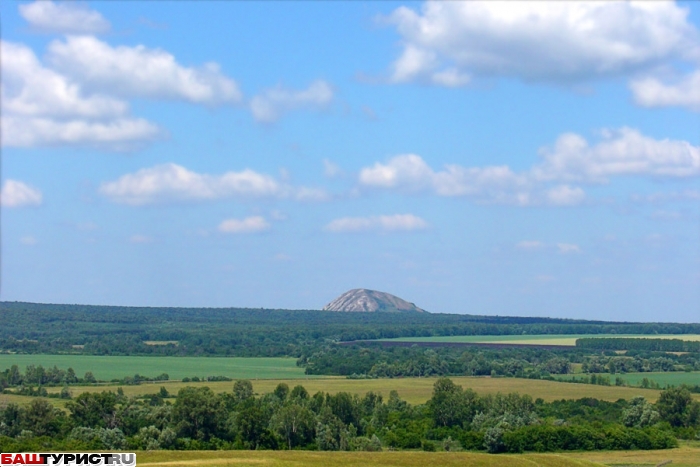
<box><xmin>0</xmin><ymin>394</ymin><xmax>69</xmax><ymax>410</ymax></box>
<box><xmin>136</xmin><ymin>450</ymin><xmax>603</xmax><ymax>467</ymax></box>
<box><xmin>381</xmin><ymin>334</ymin><xmax>700</xmax><ymax>347</ymax></box>
<box><xmin>43</xmin><ymin>376</ymin><xmax>699</xmax><ymax>405</ymax></box>
<box><xmin>569</xmin><ymin>441</ymin><xmax>700</xmax><ymax>467</ymax></box>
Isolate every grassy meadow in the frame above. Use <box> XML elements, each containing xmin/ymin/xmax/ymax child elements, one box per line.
<box><xmin>26</xmin><ymin>375</ymin><xmax>699</xmax><ymax>405</ymax></box>
<box><xmin>136</xmin><ymin>449</ymin><xmax>602</xmax><ymax>467</ymax></box>
<box><xmin>0</xmin><ymin>393</ymin><xmax>68</xmax><ymax>410</ymax></box>
<box><xmin>614</xmin><ymin>371</ymin><xmax>700</xmax><ymax>387</ymax></box>
<box><xmin>0</xmin><ymin>355</ymin><xmax>310</xmax><ymax>381</ymax></box>
<box><xmin>570</xmin><ymin>441</ymin><xmax>700</xmax><ymax>467</ymax></box>
<box><xmin>126</xmin><ymin>443</ymin><xmax>700</xmax><ymax>467</ymax></box>
<box><xmin>380</xmin><ymin>334</ymin><xmax>700</xmax><ymax>346</ymax></box>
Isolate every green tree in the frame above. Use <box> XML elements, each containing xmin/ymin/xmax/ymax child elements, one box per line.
<box><xmin>315</xmin><ymin>406</ymin><xmax>351</xmax><ymax>451</ymax></box>
<box><xmin>172</xmin><ymin>386</ymin><xmax>224</xmax><ymax>440</ymax></box>
<box><xmin>484</xmin><ymin>422</ymin><xmax>506</xmax><ymax>453</ymax></box>
<box><xmin>270</xmin><ymin>403</ymin><xmax>315</xmax><ymax>449</ymax></box>
<box><xmin>233</xmin><ymin>380</ymin><xmax>254</xmax><ymax>404</ymax></box>
<box><xmin>133</xmin><ymin>425</ymin><xmax>162</xmax><ymax>450</ymax></box>
<box><xmin>65</xmin><ymin>367</ymin><xmax>78</xmax><ymax>384</ymax></box>
<box><xmin>0</xmin><ymin>403</ymin><xmax>23</xmax><ymax>437</ymax></box>
<box><xmin>23</xmin><ymin>398</ymin><xmax>63</xmax><ymax>436</ymax></box>
<box><xmin>290</xmin><ymin>385</ymin><xmax>309</xmax><ymax>401</ymax></box>
<box><xmin>327</xmin><ymin>392</ymin><xmax>359</xmax><ymax>428</ymax></box>
<box><xmin>657</xmin><ymin>386</ymin><xmax>693</xmax><ymax>427</ymax></box>
<box><xmin>230</xmin><ymin>399</ymin><xmax>278</xmax><ymax>449</ymax></box>
<box><xmin>67</xmin><ymin>391</ymin><xmax>118</xmax><ymax>428</ymax></box>
<box><xmin>622</xmin><ymin>396</ymin><xmax>659</xmax><ymax>428</ymax></box>
<box><xmin>429</xmin><ymin>377</ymin><xmax>478</xmax><ymax>427</ymax></box>
<box><xmin>99</xmin><ymin>427</ymin><xmax>128</xmax><ymax>449</ymax></box>
<box><xmin>8</xmin><ymin>365</ymin><xmax>22</xmax><ymax>386</ymax></box>
<box><xmin>273</xmin><ymin>383</ymin><xmax>290</xmax><ymax>401</ymax></box>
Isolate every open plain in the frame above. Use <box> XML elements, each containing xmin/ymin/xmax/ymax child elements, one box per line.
<box><xmin>380</xmin><ymin>334</ymin><xmax>700</xmax><ymax>346</ymax></box>
<box><xmin>133</xmin><ymin>443</ymin><xmax>700</xmax><ymax>467</ymax></box>
<box><xmin>16</xmin><ymin>375</ymin><xmax>696</xmax><ymax>404</ymax></box>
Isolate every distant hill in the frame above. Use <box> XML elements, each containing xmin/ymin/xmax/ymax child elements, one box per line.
<box><xmin>322</xmin><ymin>289</ymin><xmax>427</xmax><ymax>313</ymax></box>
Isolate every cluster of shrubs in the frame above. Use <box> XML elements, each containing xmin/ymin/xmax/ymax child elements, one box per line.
<box><xmin>0</xmin><ymin>364</ymin><xmax>170</xmax><ymax>389</ymax></box>
<box><xmin>3</xmin><ymin>385</ymin><xmax>72</xmax><ymax>399</ymax></box>
<box><xmin>181</xmin><ymin>376</ymin><xmax>232</xmax><ymax>382</ymax></box>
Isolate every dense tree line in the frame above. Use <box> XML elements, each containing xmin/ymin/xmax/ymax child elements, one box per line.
<box><xmin>2</xmin><ymin>301</ymin><xmax>700</xmax><ymax>357</ymax></box>
<box><xmin>301</xmin><ymin>345</ymin><xmax>576</xmax><ymax>377</ymax></box>
<box><xmin>578</xmin><ymin>338</ymin><xmax>700</xmax><ymax>353</ymax></box>
<box><xmin>0</xmin><ymin>364</ymin><xmax>171</xmax><ymax>392</ymax></box>
<box><xmin>2</xmin><ymin>379</ymin><xmax>694</xmax><ymax>453</ymax></box>
<box><xmin>300</xmin><ymin>345</ymin><xmax>700</xmax><ymax>379</ymax></box>
<box><xmin>581</xmin><ymin>352</ymin><xmax>699</xmax><ymax>374</ymax></box>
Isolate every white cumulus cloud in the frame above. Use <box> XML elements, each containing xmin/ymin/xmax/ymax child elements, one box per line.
<box><xmin>386</xmin><ymin>1</ymin><xmax>699</xmax><ymax>85</ymax></box>
<box><xmin>534</xmin><ymin>128</ymin><xmax>700</xmax><ymax>182</ymax></box>
<box><xmin>47</xmin><ymin>36</ymin><xmax>242</xmax><ymax>105</ymax></box>
<box><xmin>2</xmin><ymin>41</ymin><xmax>127</xmax><ymax>119</ymax></box>
<box><xmin>1</xmin><ymin>40</ymin><xmax>161</xmax><ymax>150</ymax></box>
<box><xmin>2</xmin><ymin>116</ymin><xmax>161</xmax><ymax>150</ymax></box>
<box><xmin>19</xmin><ymin>1</ymin><xmax>110</xmax><ymax>35</ymax></box>
<box><xmin>324</xmin><ymin>214</ymin><xmax>428</xmax><ymax>233</ymax></box>
<box><xmin>250</xmin><ymin>80</ymin><xmax>333</xmax><ymax>123</ymax></box>
<box><xmin>218</xmin><ymin>216</ymin><xmax>271</xmax><ymax>234</ymax></box>
<box><xmin>546</xmin><ymin>185</ymin><xmax>586</xmax><ymax>206</ymax></box>
<box><xmin>99</xmin><ymin>163</ymin><xmax>328</xmax><ymax>205</ymax></box>
<box><xmin>630</xmin><ymin>71</ymin><xmax>700</xmax><ymax>112</ymax></box>
<box><xmin>359</xmin><ymin>153</ymin><xmax>536</xmax><ymax>205</ymax></box>
<box><xmin>358</xmin><ymin>128</ymin><xmax>698</xmax><ymax>206</ymax></box>
<box><xmin>1</xmin><ymin>180</ymin><xmax>43</xmax><ymax>208</ymax></box>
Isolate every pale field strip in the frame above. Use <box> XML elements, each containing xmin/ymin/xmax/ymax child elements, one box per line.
<box><xmin>127</xmin><ymin>445</ymin><xmax>700</xmax><ymax>467</ymax></box>
<box><xmin>568</xmin><ymin>441</ymin><xmax>700</xmax><ymax>467</ymax></box>
<box><xmin>382</xmin><ymin>334</ymin><xmax>700</xmax><ymax>346</ymax></box>
<box><xmin>135</xmin><ymin>450</ymin><xmax>605</xmax><ymax>467</ymax></box>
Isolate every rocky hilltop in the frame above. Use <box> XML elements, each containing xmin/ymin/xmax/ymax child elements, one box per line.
<box><xmin>322</xmin><ymin>288</ymin><xmax>427</xmax><ymax>313</ymax></box>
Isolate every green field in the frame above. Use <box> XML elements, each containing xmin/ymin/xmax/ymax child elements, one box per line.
<box><xmin>0</xmin><ymin>355</ymin><xmax>311</xmax><ymax>381</ymax></box>
<box><xmin>558</xmin><ymin>371</ymin><xmax>700</xmax><ymax>388</ymax></box>
<box><xmin>614</xmin><ymin>371</ymin><xmax>700</xmax><ymax>388</ymax></box>
<box><xmin>126</xmin><ymin>442</ymin><xmax>700</xmax><ymax>467</ymax></box>
<box><xmin>380</xmin><ymin>334</ymin><xmax>700</xmax><ymax>346</ymax></box>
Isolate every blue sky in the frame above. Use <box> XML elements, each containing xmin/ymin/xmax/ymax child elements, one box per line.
<box><xmin>1</xmin><ymin>1</ymin><xmax>699</xmax><ymax>322</ymax></box>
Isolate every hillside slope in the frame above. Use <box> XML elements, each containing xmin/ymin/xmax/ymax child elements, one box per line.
<box><xmin>322</xmin><ymin>288</ymin><xmax>427</xmax><ymax>313</ymax></box>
